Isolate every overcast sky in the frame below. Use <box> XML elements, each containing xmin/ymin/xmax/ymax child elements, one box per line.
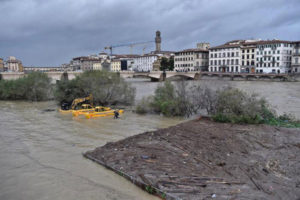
<box><xmin>0</xmin><ymin>0</ymin><xmax>299</xmax><ymax>66</ymax></box>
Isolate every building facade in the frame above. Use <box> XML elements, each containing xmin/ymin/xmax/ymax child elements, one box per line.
<box><xmin>241</xmin><ymin>44</ymin><xmax>256</xmax><ymax>73</ymax></box>
<box><xmin>209</xmin><ymin>39</ymin><xmax>294</xmax><ymax>74</ymax></box>
<box><xmin>209</xmin><ymin>41</ymin><xmax>243</xmax><ymax>73</ymax></box>
<box><xmin>292</xmin><ymin>41</ymin><xmax>300</xmax><ymax>73</ymax></box>
<box><xmin>5</xmin><ymin>56</ymin><xmax>23</xmax><ymax>72</ymax></box>
<box><xmin>174</xmin><ymin>49</ymin><xmax>209</xmax><ymax>72</ymax></box>
<box><xmin>256</xmin><ymin>40</ymin><xmax>293</xmax><ymax>73</ymax></box>
<box><xmin>132</xmin><ymin>54</ymin><xmax>158</xmax><ymax>72</ymax></box>
<box><xmin>0</xmin><ymin>58</ymin><xmax>4</xmax><ymax>72</ymax></box>
<box><xmin>174</xmin><ymin>43</ymin><xmax>209</xmax><ymax>72</ymax></box>
<box><xmin>71</xmin><ymin>56</ymin><xmax>102</xmax><ymax>71</ymax></box>
<box><xmin>111</xmin><ymin>59</ymin><xmax>121</xmax><ymax>72</ymax></box>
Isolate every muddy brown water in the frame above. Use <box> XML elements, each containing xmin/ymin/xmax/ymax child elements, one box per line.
<box><xmin>0</xmin><ymin>79</ymin><xmax>300</xmax><ymax>200</ymax></box>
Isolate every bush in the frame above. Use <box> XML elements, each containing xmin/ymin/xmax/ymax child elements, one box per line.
<box><xmin>54</xmin><ymin>70</ymin><xmax>136</xmax><ymax>106</ymax></box>
<box><xmin>210</xmin><ymin>87</ymin><xmax>300</xmax><ymax>127</ymax></box>
<box><xmin>136</xmin><ymin>96</ymin><xmax>154</xmax><ymax>114</ymax></box>
<box><xmin>136</xmin><ymin>81</ymin><xmax>198</xmax><ymax>117</ymax></box>
<box><xmin>0</xmin><ymin>72</ymin><xmax>52</xmax><ymax>101</ymax></box>
<box><xmin>136</xmin><ymin>81</ymin><xmax>300</xmax><ymax>127</ymax></box>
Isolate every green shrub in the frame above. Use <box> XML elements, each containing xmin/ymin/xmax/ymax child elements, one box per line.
<box><xmin>211</xmin><ymin>88</ymin><xmax>300</xmax><ymax>127</ymax></box>
<box><xmin>0</xmin><ymin>72</ymin><xmax>52</xmax><ymax>101</ymax></box>
<box><xmin>136</xmin><ymin>97</ymin><xmax>153</xmax><ymax>114</ymax></box>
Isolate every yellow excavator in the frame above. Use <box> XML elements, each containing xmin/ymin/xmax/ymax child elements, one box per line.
<box><xmin>59</xmin><ymin>94</ymin><xmax>94</xmax><ymax>113</ymax></box>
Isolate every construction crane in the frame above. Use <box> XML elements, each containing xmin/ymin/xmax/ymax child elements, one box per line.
<box><xmin>104</xmin><ymin>40</ymin><xmax>154</xmax><ymax>56</ymax></box>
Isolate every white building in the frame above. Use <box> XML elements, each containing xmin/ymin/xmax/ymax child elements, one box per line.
<box><xmin>256</xmin><ymin>40</ymin><xmax>293</xmax><ymax>74</ymax></box>
<box><xmin>209</xmin><ymin>40</ymin><xmax>242</xmax><ymax>73</ymax></box>
<box><xmin>209</xmin><ymin>39</ymin><xmax>294</xmax><ymax>74</ymax></box>
<box><xmin>291</xmin><ymin>41</ymin><xmax>300</xmax><ymax>73</ymax></box>
<box><xmin>132</xmin><ymin>54</ymin><xmax>158</xmax><ymax>72</ymax></box>
<box><xmin>174</xmin><ymin>45</ymin><xmax>209</xmax><ymax>72</ymax></box>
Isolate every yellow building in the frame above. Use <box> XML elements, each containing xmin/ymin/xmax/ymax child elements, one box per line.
<box><xmin>111</xmin><ymin>59</ymin><xmax>121</xmax><ymax>72</ymax></box>
<box><xmin>92</xmin><ymin>62</ymin><xmax>102</xmax><ymax>70</ymax></box>
<box><xmin>0</xmin><ymin>58</ymin><xmax>4</xmax><ymax>71</ymax></box>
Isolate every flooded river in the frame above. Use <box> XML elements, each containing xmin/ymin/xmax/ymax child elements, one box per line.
<box><xmin>0</xmin><ymin>79</ymin><xmax>300</xmax><ymax>200</ymax></box>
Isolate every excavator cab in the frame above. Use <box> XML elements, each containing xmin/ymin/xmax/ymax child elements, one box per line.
<box><xmin>61</xmin><ymin>102</ymin><xmax>70</xmax><ymax>110</ymax></box>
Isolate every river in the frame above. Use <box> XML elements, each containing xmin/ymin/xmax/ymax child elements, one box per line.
<box><xmin>0</xmin><ymin>79</ymin><xmax>299</xmax><ymax>200</ymax></box>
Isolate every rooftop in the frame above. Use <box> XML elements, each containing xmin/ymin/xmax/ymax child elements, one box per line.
<box><xmin>210</xmin><ymin>39</ymin><xmax>294</xmax><ymax>50</ymax></box>
<box><xmin>175</xmin><ymin>48</ymin><xmax>209</xmax><ymax>53</ymax></box>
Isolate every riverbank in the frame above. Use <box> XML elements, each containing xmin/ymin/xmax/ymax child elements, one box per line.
<box><xmin>84</xmin><ymin>118</ymin><xmax>300</xmax><ymax>200</ymax></box>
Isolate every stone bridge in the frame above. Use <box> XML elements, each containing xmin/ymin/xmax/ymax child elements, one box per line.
<box><xmin>121</xmin><ymin>71</ymin><xmax>292</xmax><ymax>82</ymax></box>
<box><xmin>0</xmin><ymin>71</ymin><xmax>81</xmax><ymax>83</ymax></box>
<box><xmin>0</xmin><ymin>71</ymin><xmax>297</xmax><ymax>83</ymax></box>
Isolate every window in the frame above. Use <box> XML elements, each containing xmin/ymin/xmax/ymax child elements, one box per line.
<box><xmin>277</xmin><ymin>57</ymin><xmax>280</xmax><ymax>61</ymax></box>
<box><xmin>235</xmin><ymin>59</ymin><xmax>239</xmax><ymax>65</ymax></box>
<box><xmin>296</xmin><ymin>58</ymin><xmax>299</xmax><ymax>64</ymax></box>
<box><xmin>277</xmin><ymin>50</ymin><xmax>280</xmax><ymax>54</ymax></box>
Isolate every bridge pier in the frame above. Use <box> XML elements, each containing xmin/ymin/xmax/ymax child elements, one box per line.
<box><xmin>194</xmin><ymin>73</ymin><xmax>201</xmax><ymax>80</ymax></box>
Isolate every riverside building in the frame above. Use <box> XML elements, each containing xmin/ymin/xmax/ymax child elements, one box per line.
<box><xmin>0</xmin><ymin>58</ymin><xmax>4</xmax><ymax>71</ymax></box>
<box><xmin>209</xmin><ymin>39</ymin><xmax>294</xmax><ymax>74</ymax></box>
<box><xmin>209</xmin><ymin>40</ymin><xmax>242</xmax><ymax>73</ymax></box>
<box><xmin>292</xmin><ymin>41</ymin><xmax>300</xmax><ymax>73</ymax></box>
<box><xmin>111</xmin><ymin>59</ymin><xmax>121</xmax><ymax>72</ymax></box>
<box><xmin>71</xmin><ymin>56</ymin><xmax>102</xmax><ymax>71</ymax></box>
<box><xmin>132</xmin><ymin>54</ymin><xmax>158</xmax><ymax>72</ymax></box>
<box><xmin>174</xmin><ymin>43</ymin><xmax>209</xmax><ymax>72</ymax></box>
<box><xmin>255</xmin><ymin>40</ymin><xmax>293</xmax><ymax>74</ymax></box>
<box><xmin>5</xmin><ymin>56</ymin><xmax>23</xmax><ymax>72</ymax></box>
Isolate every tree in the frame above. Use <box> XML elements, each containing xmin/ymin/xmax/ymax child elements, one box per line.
<box><xmin>55</xmin><ymin>70</ymin><xmax>136</xmax><ymax>106</ymax></box>
<box><xmin>160</xmin><ymin>56</ymin><xmax>174</xmax><ymax>71</ymax></box>
<box><xmin>160</xmin><ymin>57</ymin><xmax>169</xmax><ymax>71</ymax></box>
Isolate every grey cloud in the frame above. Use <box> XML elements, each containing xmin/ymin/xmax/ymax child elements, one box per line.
<box><xmin>0</xmin><ymin>0</ymin><xmax>299</xmax><ymax>66</ymax></box>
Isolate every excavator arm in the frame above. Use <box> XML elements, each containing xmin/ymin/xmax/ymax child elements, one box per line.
<box><xmin>71</xmin><ymin>94</ymin><xmax>93</xmax><ymax>110</ymax></box>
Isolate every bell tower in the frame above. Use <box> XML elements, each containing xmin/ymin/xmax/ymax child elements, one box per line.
<box><xmin>155</xmin><ymin>30</ymin><xmax>161</xmax><ymax>52</ymax></box>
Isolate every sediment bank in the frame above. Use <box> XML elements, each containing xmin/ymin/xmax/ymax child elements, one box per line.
<box><xmin>84</xmin><ymin>118</ymin><xmax>300</xmax><ymax>200</ymax></box>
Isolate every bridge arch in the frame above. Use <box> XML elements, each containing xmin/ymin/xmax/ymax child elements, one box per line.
<box><xmin>166</xmin><ymin>74</ymin><xmax>194</xmax><ymax>80</ymax></box>
<box><xmin>258</xmin><ymin>75</ymin><xmax>272</xmax><ymax>81</ymax></box>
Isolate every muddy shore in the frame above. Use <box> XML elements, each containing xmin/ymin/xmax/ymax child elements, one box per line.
<box><xmin>84</xmin><ymin>118</ymin><xmax>300</xmax><ymax>200</ymax></box>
